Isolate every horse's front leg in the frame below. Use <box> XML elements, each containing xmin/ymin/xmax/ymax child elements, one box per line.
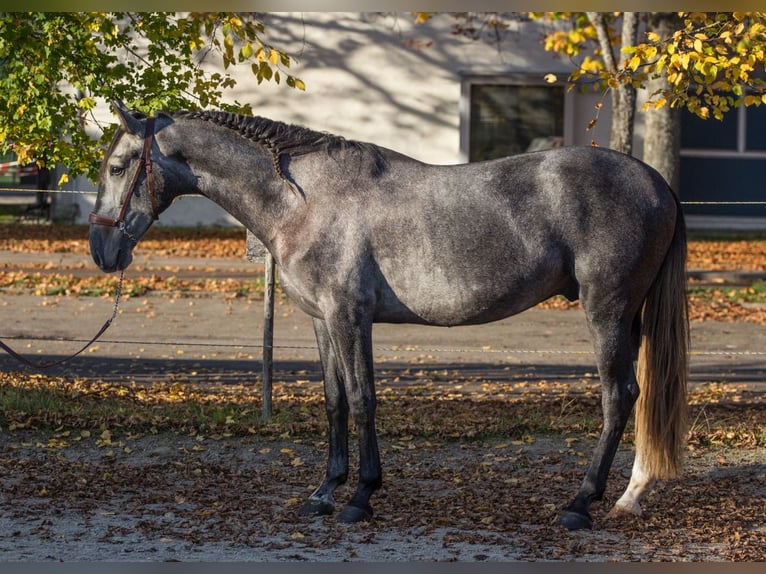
<box><xmin>322</xmin><ymin>303</ymin><xmax>381</xmax><ymax>523</ymax></box>
<box><xmin>299</xmin><ymin>318</ymin><xmax>349</xmax><ymax>517</ymax></box>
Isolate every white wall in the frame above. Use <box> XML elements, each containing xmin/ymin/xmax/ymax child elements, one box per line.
<box><xmin>61</xmin><ymin>12</ymin><xmax>624</xmax><ymax>227</ymax></box>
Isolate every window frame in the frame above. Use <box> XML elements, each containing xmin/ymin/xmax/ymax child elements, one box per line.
<box><xmin>459</xmin><ymin>74</ymin><xmax>575</xmax><ymax>163</ymax></box>
<box><xmin>681</xmin><ymin>103</ymin><xmax>766</xmax><ymax>160</ymax></box>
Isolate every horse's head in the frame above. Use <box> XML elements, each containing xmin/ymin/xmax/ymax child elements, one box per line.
<box><xmin>89</xmin><ymin>100</ymin><xmax>170</xmax><ymax>273</ymax></box>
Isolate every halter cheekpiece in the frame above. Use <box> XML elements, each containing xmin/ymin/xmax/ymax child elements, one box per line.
<box><xmin>89</xmin><ymin>116</ymin><xmax>159</xmax><ymax>231</ymax></box>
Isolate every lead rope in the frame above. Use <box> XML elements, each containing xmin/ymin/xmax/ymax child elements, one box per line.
<box><xmin>0</xmin><ymin>270</ymin><xmax>125</xmax><ymax>370</ymax></box>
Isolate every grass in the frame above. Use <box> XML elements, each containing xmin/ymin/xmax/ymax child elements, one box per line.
<box><xmin>688</xmin><ymin>281</ymin><xmax>766</xmax><ymax>305</ymax></box>
<box><xmin>1</xmin><ymin>374</ymin><xmax>763</xmax><ymax>451</ymax></box>
<box><xmin>0</xmin><ymin>272</ymin><xmax>266</xmax><ymax>298</ymax></box>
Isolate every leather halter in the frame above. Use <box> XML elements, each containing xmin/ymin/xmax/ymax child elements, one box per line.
<box><xmin>89</xmin><ymin>116</ymin><xmax>159</xmax><ymax>230</ymax></box>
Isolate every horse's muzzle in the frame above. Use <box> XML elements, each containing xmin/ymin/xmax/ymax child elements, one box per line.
<box><xmin>89</xmin><ymin>226</ymin><xmax>134</xmax><ymax>273</ymax></box>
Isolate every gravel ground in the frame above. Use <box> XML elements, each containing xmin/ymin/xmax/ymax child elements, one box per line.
<box><xmin>1</xmin><ymin>429</ymin><xmax>764</xmax><ymax>562</ymax></box>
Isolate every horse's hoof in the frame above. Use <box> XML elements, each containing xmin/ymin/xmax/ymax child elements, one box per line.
<box><xmin>298</xmin><ymin>499</ymin><xmax>335</xmax><ymax>517</ymax></box>
<box><xmin>337</xmin><ymin>503</ymin><xmax>373</xmax><ymax>523</ymax></box>
<box><xmin>559</xmin><ymin>510</ymin><xmax>593</xmax><ymax>530</ymax></box>
<box><xmin>606</xmin><ymin>504</ymin><xmax>641</xmax><ymax>521</ymax></box>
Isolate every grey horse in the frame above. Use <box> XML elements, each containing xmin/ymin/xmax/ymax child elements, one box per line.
<box><xmin>90</xmin><ymin>101</ymin><xmax>688</xmax><ymax>530</ymax></box>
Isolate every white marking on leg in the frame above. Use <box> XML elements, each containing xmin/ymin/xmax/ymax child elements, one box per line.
<box><xmin>610</xmin><ymin>453</ymin><xmax>655</xmax><ymax>517</ymax></box>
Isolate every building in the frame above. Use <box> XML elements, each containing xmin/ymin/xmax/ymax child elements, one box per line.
<box><xmin>52</xmin><ymin>12</ymin><xmax>765</xmax><ymax>229</ymax></box>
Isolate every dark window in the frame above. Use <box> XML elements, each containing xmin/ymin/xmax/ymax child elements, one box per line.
<box><xmin>469</xmin><ymin>84</ymin><xmax>564</xmax><ymax>161</ymax></box>
<box><xmin>681</xmin><ymin>108</ymin><xmax>738</xmax><ymax>150</ymax></box>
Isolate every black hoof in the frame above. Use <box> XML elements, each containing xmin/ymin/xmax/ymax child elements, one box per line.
<box><xmin>298</xmin><ymin>499</ymin><xmax>335</xmax><ymax>517</ymax></box>
<box><xmin>559</xmin><ymin>510</ymin><xmax>593</xmax><ymax>530</ymax></box>
<box><xmin>337</xmin><ymin>503</ymin><xmax>373</xmax><ymax>523</ymax></box>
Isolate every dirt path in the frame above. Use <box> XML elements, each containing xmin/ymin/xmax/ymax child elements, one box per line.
<box><xmin>1</xmin><ymin>432</ymin><xmax>764</xmax><ymax>561</ymax></box>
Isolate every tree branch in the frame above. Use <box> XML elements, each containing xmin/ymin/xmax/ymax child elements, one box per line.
<box><xmin>587</xmin><ymin>12</ymin><xmax>617</xmax><ymax>72</ymax></box>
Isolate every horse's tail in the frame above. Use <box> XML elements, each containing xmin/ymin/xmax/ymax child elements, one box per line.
<box><xmin>635</xmin><ymin>198</ymin><xmax>689</xmax><ymax>480</ymax></box>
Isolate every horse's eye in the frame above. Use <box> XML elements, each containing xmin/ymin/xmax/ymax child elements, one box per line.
<box><xmin>110</xmin><ymin>166</ymin><xmax>125</xmax><ymax>177</ymax></box>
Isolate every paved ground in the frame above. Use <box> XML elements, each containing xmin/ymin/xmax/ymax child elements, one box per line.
<box><xmin>0</xmin><ymin>248</ymin><xmax>765</xmax><ymax>390</ymax></box>
<box><xmin>0</xmin><ymin>287</ymin><xmax>765</xmax><ymax>391</ymax></box>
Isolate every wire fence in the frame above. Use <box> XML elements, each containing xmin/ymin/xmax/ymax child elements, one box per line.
<box><xmin>3</xmin><ymin>187</ymin><xmax>766</xmax><ymax>206</ymax></box>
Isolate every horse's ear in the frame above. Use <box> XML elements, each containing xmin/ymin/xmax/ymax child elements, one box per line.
<box><xmin>112</xmin><ymin>99</ymin><xmax>144</xmax><ymax>136</ymax></box>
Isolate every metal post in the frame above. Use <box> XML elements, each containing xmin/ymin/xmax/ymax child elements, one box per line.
<box><xmin>246</xmin><ymin>230</ymin><xmax>275</xmax><ymax>421</ymax></box>
<box><xmin>261</xmin><ymin>252</ymin><xmax>275</xmax><ymax>421</ymax></box>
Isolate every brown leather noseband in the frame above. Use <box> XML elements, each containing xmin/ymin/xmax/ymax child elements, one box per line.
<box><xmin>89</xmin><ymin>116</ymin><xmax>159</xmax><ymax>235</ymax></box>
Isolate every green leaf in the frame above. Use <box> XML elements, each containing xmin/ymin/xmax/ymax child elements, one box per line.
<box><xmin>0</xmin><ymin>12</ymin><xmax>299</xmax><ymax>181</ymax></box>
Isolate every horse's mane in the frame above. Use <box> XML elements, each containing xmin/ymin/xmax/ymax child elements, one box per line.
<box><xmin>174</xmin><ymin>110</ymin><xmax>387</xmax><ymax>189</ymax></box>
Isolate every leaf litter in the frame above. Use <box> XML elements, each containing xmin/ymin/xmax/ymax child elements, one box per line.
<box><xmin>0</xmin><ymin>224</ymin><xmax>764</xmax><ymax>559</ymax></box>
<box><xmin>1</xmin><ymin>373</ymin><xmax>764</xmax><ymax>560</ymax></box>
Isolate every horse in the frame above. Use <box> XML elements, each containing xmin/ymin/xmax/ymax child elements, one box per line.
<box><xmin>89</xmin><ymin>100</ymin><xmax>689</xmax><ymax>530</ymax></box>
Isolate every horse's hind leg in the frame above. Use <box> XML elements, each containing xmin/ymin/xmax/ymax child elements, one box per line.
<box><xmin>299</xmin><ymin>318</ymin><xmax>349</xmax><ymax>517</ymax></box>
<box><xmin>560</xmin><ymin>312</ymin><xmax>640</xmax><ymax>530</ymax></box>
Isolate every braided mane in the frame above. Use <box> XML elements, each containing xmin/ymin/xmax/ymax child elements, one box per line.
<box><xmin>175</xmin><ymin>110</ymin><xmax>384</xmax><ymax>192</ymax></box>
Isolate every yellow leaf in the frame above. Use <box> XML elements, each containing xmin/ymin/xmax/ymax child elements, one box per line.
<box><xmin>654</xmin><ymin>97</ymin><xmax>667</xmax><ymax>109</ymax></box>
<box><xmin>761</xmin><ymin>94</ymin><xmax>766</xmax><ymax>105</ymax></box>
<box><xmin>543</xmin><ymin>73</ymin><xmax>558</xmax><ymax>83</ymax></box>
<box><xmin>646</xmin><ymin>31</ymin><xmax>660</xmax><ymax>43</ymax></box>
<box><xmin>268</xmin><ymin>49</ymin><xmax>280</xmax><ymax>66</ymax></box>
<box><xmin>629</xmin><ymin>55</ymin><xmax>641</xmax><ymax>71</ymax></box>
<box><xmin>57</xmin><ymin>173</ymin><xmax>69</xmax><ymax>187</ymax></box>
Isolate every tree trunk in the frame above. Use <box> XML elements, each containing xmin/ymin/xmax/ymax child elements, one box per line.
<box><xmin>642</xmin><ymin>13</ymin><xmax>683</xmax><ymax>191</ymax></box>
<box><xmin>587</xmin><ymin>12</ymin><xmax>639</xmax><ymax>155</ymax></box>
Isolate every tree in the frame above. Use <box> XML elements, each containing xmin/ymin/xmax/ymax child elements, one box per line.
<box><xmin>0</xmin><ymin>12</ymin><xmax>304</xmax><ymax>184</ymax></box>
<box><xmin>534</xmin><ymin>12</ymin><xmax>766</xmax><ymax>116</ymax></box>
<box><xmin>642</xmin><ymin>13</ymin><xmax>683</xmax><ymax>190</ymax></box>
<box><xmin>531</xmin><ymin>11</ymin><xmax>766</xmax><ymax>183</ymax></box>
<box><xmin>416</xmin><ymin>12</ymin><xmax>766</xmax><ymax>185</ymax></box>
<box><xmin>585</xmin><ymin>11</ymin><xmax>638</xmax><ymax>155</ymax></box>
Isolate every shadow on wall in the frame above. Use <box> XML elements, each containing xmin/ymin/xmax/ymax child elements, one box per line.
<box><xmin>229</xmin><ymin>12</ymin><xmax>573</xmax><ymax>164</ymax></box>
